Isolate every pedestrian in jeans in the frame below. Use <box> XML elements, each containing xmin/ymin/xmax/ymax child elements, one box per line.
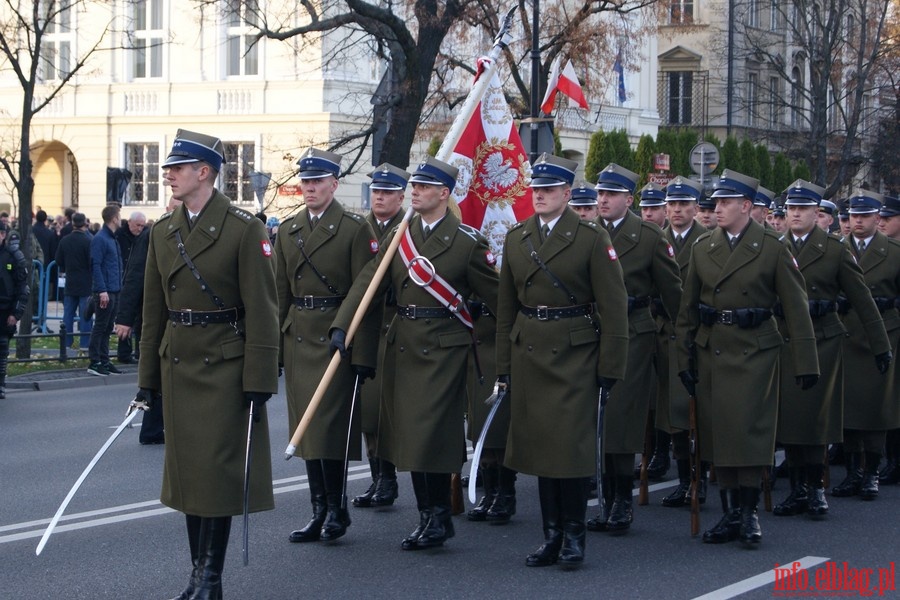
<box><xmin>87</xmin><ymin>206</ymin><xmax>122</xmax><ymax>376</ymax></box>
<box><xmin>55</xmin><ymin>212</ymin><xmax>93</xmax><ymax>350</ymax></box>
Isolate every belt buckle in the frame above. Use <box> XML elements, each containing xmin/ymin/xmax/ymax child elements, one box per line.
<box><xmin>407</xmin><ymin>305</ymin><xmax>417</xmax><ymax>320</ymax></box>
<box><xmin>719</xmin><ymin>309</ymin><xmax>734</xmax><ymax>325</ymax></box>
<box><xmin>536</xmin><ymin>305</ymin><xmax>549</xmax><ymax>321</ymax></box>
<box><xmin>181</xmin><ymin>308</ymin><xmax>193</xmax><ymax>326</ymax></box>
<box><xmin>303</xmin><ymin>295</ymin><xmax>315</xmax><ymax>309</ymax></box>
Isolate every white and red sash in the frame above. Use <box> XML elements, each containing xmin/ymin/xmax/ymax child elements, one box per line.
<box><xmin>398</xmin><ymin>226</ymin><xmax>474</xmax><ymax>329</ymax></box>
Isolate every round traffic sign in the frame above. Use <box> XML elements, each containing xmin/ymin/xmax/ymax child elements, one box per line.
<box><xmin>690</xmin><ymin>142</ymin><xmax>720</xmax><ymax>176</ymax></box>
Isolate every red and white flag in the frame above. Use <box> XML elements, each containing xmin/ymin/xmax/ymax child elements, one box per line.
<box><xmin>449</xmin><ymin>58</ymin><xmax>533</xmax><ymax>268</ymax></box>
<box><xmin>540</xmin><ymin>56</ymin><xmax>589</xmax><ymax>114</ymax></box>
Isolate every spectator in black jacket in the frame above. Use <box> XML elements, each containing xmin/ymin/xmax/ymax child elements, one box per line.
<box><xmin>54</xmin><ymin>213</ymin><xmax>93</xmax><ymax>350</ymax></box>
<box><xmin>33</xmin><ymin>209</ymin><xmax>58</xmax><ymax>305</ymax></box>
<box><xmin>114</xmin><ymin>211</ymin><xmax>147</xmax><ymax>363</ymax></box>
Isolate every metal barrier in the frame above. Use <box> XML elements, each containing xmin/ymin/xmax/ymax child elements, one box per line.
<box><xmin>9</xmin><ymin>324</ymin><xmax>77</xmax><ymax>364</ymax></box>
<box><xmin>31</xmin><ymin>259</ymin><xmax>67</xmax><ymax>334</ymax></box>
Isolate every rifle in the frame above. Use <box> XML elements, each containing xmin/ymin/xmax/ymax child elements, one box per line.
<box><xmin>762</xmin><ymin>466</ymin><xmax>773</xmax><ymax>512</ymax></box>
<box><xmin>688</xmin><ymin>393</ymin><xmax>701</xmax><ymax>536</ymax></box>
<box><xmin>638</xmin><ymin>411</ymin><xmax>652</xmax><ymax>505</ymax></box>
<box><xmin>450</xmin><ymin>473</ymin><xmax>464</xmax><ymax>515</ymax></box>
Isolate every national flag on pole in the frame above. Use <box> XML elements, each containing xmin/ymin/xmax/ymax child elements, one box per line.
<box><xmin>449</xmin><ymin>57</ymin><xmax>533</xmax><ymax>268</ymax></box>
<box><xmin>540</xmin><ymin>56</ymin><xmax>589</xmax><ymax>114</ymax></box>
<box><xmin>614</xmin><ymin>51</ymin><xmax>627</xmax><ymax>104</ymax></box>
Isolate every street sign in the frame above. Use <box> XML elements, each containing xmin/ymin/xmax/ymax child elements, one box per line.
<box><xmin>690</xmin><ymin>142</ymin><xmax>720</xmax><ymax>176</ymax></box>
<box><xmin>648</xmin><ymin>173</ymin><xmax>675</xmax><ymax>186</ymax></box>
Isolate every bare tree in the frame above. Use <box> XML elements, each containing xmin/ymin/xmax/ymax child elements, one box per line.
<box><xmin>711</xmin><ymin>0</ymin><xmax>890</xmax><ymax>197</ymax></box>
<box><xmin>0</xmin><ymin>0</ymin><xmax>129</xmax><ymax>356</ymax></box>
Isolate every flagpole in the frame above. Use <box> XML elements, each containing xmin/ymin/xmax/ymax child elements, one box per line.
<box><xmin>529</xmin><ymin>0</ymin><xmax>540</xmax><ymax>163</ymax></box>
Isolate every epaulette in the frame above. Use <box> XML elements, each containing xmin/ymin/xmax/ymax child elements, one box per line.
<box><xmin>763</xmin><ymin>228</ymin><xmax>783</xmax><ymax>241</ymax></box>
<box><xmin>227</xmin><ymin>205</ymin><xmax>254</xmax><ymax>221</ymax></box>
<box><xmin>510</xmin><ymin>221</ymin><xmax>526</xmax><ymax>231</ymax></box>
<box><xmin>577</xmin><ymin>219</ymin><xmax>599</xmax><ymax>230</ymax></box>
<box><xmin>457</xmin><ymin>223</ymin><xmax>480</xmax><ymax>241</ymax></box>
<box><xmin>778</xmin><ymin>234</ymin><xmax>787</xmax><ymax>242</ymax></box>
<box><xmin>639</xmin><ymin>219</ymin><xmax>665</xmax><ymax>236</ymax></box>
<box><xmin>344</xmin><ymin>211</ymin><xmax>364</xmax><ymax>222</ymax></box>
<box><xmin>157</xmin><ymin>211</ymin><xmax>173</xmax><ymax>222</ymax></box>
<box><xmin>696</xmin><ymin>230</ymin><xmax>714</xmax><ymax>245</ymax></box>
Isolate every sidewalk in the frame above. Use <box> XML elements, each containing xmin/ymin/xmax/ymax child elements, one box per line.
<box><xmin>7</xmin><ymin>362</ymin><xmax>139</xmax><ymax>392</ymax></box>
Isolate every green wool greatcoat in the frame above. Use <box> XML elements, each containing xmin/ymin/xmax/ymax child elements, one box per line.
<box><xmin>676</xmin><ymin>220</ymin><xmax>819</xmax><ymax>467</ymax></box>
<box><xmin>659</xmin><ymin>222</ymin><xmax>706</xmax><ymax>433</ymax></box>
<box><xmin>602</xmin><ymin>211</ymin><xmax>682</xmax><ymax>454</ymax></box>
<box><xmin>359</xmin><ymin>209</ymin><xmax>405</xmax><ymax>437</ymax></box>
<box><xmin>777</xmin><ymin>227</ymin><xmax>891</xmax><ymax>445</ymax></box>
<box><xmin>332</xmin><ymin>211</ymin><xmax>499</xmax><ymax>474</ymax></box>
<box><xmin>498</xmin><ymin>210</ymin><xmax>629</xmax><ymax>478</ymax></box>
<box><xmin>841</xmin><ymin>232</ymin><xmax>900</xmax><ymax>430</ymax></box>
<box><xmin>139</xmin><ymin>192</ymin><xmax>280</xmax><ymax>517</ymax></box>
<box><xmin>275</xmin><ymin>202</ymin><xmax>379</xmax><ymax>461</ymax></box>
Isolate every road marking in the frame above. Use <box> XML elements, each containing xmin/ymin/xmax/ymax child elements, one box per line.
<box><xmin>691</xmin><ymin>555</ymin><xmax>831</xmax><ymax>600</ymax></box>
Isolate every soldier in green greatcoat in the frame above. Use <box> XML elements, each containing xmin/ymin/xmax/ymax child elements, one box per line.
<box><xmin>676</xmin><ymin>169</ymin><xmax>819</xmax><ymax>549</ymax></box>
<box><xmin>497</xmin><ymin>154</ymin><xmax>629</xmax><ymax>569</ymax></box>
<box><xmin>586</xmin><ymin>164</ymin><xmax>681</xmax><ymax>536</ymax></box>
<box><xmin>139</xmin><ymin>130</ymin><xmax>280</xmax><ymax>600</ymax></box>
<box><xmin>276</xmin><ymin>149</ymin><xmax>380</xmax><ymax>544</ymax></box>
<box><xmin>773</xmin><ymin>181</ymin><xmax>891</xmax><ymax>519</ymax></box>
<box><xmin>352</xmin><ymin>163</ymin><xmax>408</xmax><ymax>509</ymax></box>
<box><xmin>875</xmin><ymin>196</ymin><xmax>900</xmax><ymax>485</ymax></box>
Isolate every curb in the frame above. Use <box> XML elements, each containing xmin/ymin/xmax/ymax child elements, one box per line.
<box><xmin>7</xmin><ymin>368</ymin><xmax>139</xmax><ymax>392</ymax></box>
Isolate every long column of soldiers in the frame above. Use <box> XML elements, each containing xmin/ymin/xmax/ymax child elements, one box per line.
<box><xmin>142</xmin><ymin>130</ymin><xmax>898</xmax><ymax>598</ymax></box>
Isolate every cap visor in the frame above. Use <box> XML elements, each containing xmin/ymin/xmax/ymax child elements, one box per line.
<box><xmin>530</xmin><ymin>178</ymin><xmax>567</xmax><ymax>188</ymax></box>
<box><xmin>162</xmin><ymin>156</ymin><xmax>200</xmax><ymax>168</ymax></box>
<box><xmin>298</xmin><ymin>171</ymin><xmax>334</xmax><ymax>180</ymax></box>
<box><xmin>595</xmin><ymin>183</ymin><xmax>630</xmax><ymax>192</ymax></box>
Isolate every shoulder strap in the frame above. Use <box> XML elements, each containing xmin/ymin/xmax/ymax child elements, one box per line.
<box><xmin>174</xmin><ymin>230</ymin><xmax>226</xmax><ymax>311</ymax></box>
<box><xmin>295</xmin><ymin>232</ymin><xmax>341</xmax><ymax>295</ymax></box>
<box><xmin>523</xmin><ymin>235</ymin><xmax>578</xmax><ymax>304</ymax></box>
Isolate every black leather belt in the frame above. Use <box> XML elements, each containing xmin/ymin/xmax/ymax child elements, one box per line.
<box><xmin>698</xmin><ymin>304</ymin><xmax>772</xmax><ymax>328</ymax></box>
<box><xmin>838</xmin><ymin>297</ymin><xmax>899</xmax><ymax>314</ymax></box>
<box><xmin>293</xmin><ymin>295</ymin><xmax>345</xmax><ymax>309</ymax></box>
<box><xmin>628</xmin><ymin>296</ymin><xmax>651</xmax><ymax>314</ymax></box>
<box><xmin>169</xmin><ymin>307</ymin><xmax>245</xmax><ymax>326</ymax></box>
<box><xmin>396</xmin><ymin>305</ymin><xmax>453</xmax><ymax>319</ymax></box>
<box><xmin>773</xmin><ymin>299</ymin><xmax>837</xmax><ymax>319</ymax></box>
<box><xmin>520</xmin><ymin>304</ymin><xmax>593</xmax><ymax>321</ymax></box>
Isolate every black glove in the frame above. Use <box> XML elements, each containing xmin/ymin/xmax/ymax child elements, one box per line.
<box><xmin>329</xmin><ymin>328</ymin><xmax>348</xmax><ymax>358</ymax></box>
<box><xmin>678</xmin><ymin>370</ymin><xmax>698</xmax><ymax>397</ymax></box>
<box><xmin>353</xmin><ymin>365</ymin><xmax>376</xmax><ymax>381</ymax></box>
<box><xmin>132</xmin><ymin>388</ymin><xmax>156</xmax><ymax>411</ymax></box>
<box><xmin>496</xmin><ymin>374</ymin><xmax>511</xmax><ymax>395</ymax></box>
<box><xmin>245</xmin><ymin>392</ymin><xmax>272</xmax><ymax>423</ymax></box>
<box><xmin>875</xmin><ymin>351</ymin><xmax>893</xmax><ymax>375</ymax></box>
<box><xmin>796</xmin><ymin>374</ymin><xmax>819</xmax><ymax>390</ymax></box>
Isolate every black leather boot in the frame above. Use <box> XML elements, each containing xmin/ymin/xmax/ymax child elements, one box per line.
<box><xmin>879</xmin><ymin>433</ymin><xmax>900</xmax><ymax>485</ymax></box>
<box><xmin>662</xmin><ymin>459</ymin><xmax>691</xmax><ymax>507</ymax></box>
<box><xmin>646</xmin><ymin>430</ymin><xmax>671</xmax><ymax>480</ymax></box>
<box><xmin>806</xmin><ymin>463</ymin><xmax>828</xmax><ymax>519</ymax></box>
<box><xmin>188</xmin><ymin>516</ymin><xmax>231</xmax><ymax>600</ymax></box>
<box><xmin>526</xmin><ymin>477</ymin><xmax>562</xmax><ymax>567</ymax></box>
<box><xmin>702</xmin><ymin>489</ymin><xmax>741</xmax><ymax>544</ymax></box>
<box><xmin>289</xmin><ymin>460</ymin><xmax>327</xmax><ymax>542</ymax></box>
<box><xmin>467</xmin><ymin>464</ymin><xmax>497</xmax><ymax>522</ymax></box>
<box><xmin>831</xmin><ymin>452</ymin><xmax>863</xmax><ymax>497</ymax></box>
<box><xmin>401</xmin><ymin>472</ymin><xmax>431</xmax><ymax>551</ymax></box>
<box><xmin>738</xmin><ymin>486</ymin><xmax>762</xmax><ymax>548</ymax></box>
<box><xmin>320</xmin><ymin>459</ymin><xmax>351</xmax><ymax>541</ymax></box>
<box><xmin>859</xmin><ymin>452</ymin><xmax>881</xmax><ymax>500</ymax></box>
<box><xmin>417</xmin><ymin>473</ymin><xmax>454</xmax><ymax>548</ymax></box>
<box><xmin>586</xmin><ymin>474</ymin><xmax>613</xmax><ymax>532</ymax></box>
<box><xmin>169</xmin><ymin>514</ymin><xmax>202</xmax><ymax>600</ymax></box>
<box><xmin>487</xmin><ymin>466</ymin><xmax>516</xmax><ymax>524</ymax></box>
<box><xmin>370</xmin><ymin>459</ymin><xmax>399</xmax><ymax>506</ymax></box>
<box><xmin>352</xmin><ymin>458</ymin><xmax>380</xmax><ymax>507</ymax></box>
<box><xmin>557</xmin><ymin>478</ymin><xmax>588</xmax><ymax>568</ymax></box>
<box><xmin>698</xmin><ymin>462</ymin><xmax>709</xmax><ymax>504</ymax></box>
<box><xmin>605</xmin><ymin>476</ymin><xmax>633</xmax><ymax>535</ymax></box>
<box><xmin>827</xmin><ymin>443</ymin><xmax>844</xmax><ymax>465</ymax></box>
<box><xmin>773</xmin><ymin>466</ymin><xmax>809</xmax><ymax>516</ymax></box>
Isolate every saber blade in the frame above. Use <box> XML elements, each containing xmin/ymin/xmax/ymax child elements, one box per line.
<box><xmin>36</xmin><ymin>406</ymin><xmax>141</xmax><ymax>556</ymax></box>
<box><xmin>468</xmin><ymin>384</ymin><xmax>506</xmax><ymax>504</ymax></box>
<box><xmin>341</xmin><ymin>375</ymin><xmax>362</xmax><ymax>507</ymax></box>
<box><xmin>241</xmin><ymin>401</ymin><xmax>256</xmax><ymax>567</ymax></box>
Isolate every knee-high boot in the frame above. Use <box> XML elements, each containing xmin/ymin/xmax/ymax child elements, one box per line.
<box><xmin>662</xmin><ymin>459</ymin><xmax>691</xmax><ymax>507</ymax></box>
<box><xmin>168</xmin><ymin>515</ymin><xmax>202</xmax><ymax>600</ymax></box>
<box><xmin>370</xmin><ymin>459</ymin><xmax>399</xmax><ymax>506</ymax></box>
<box><xmin>401</xmin><ymin>472</ymin><xmax>431</xmax><ymax>551</ymax></box>
<box><xmin>738</xmin><ymin>486</ymin><xmax>762</xmax><ymax>547</ymax></box>
<box><xmin>702</xmin><ymin>489</ymin><xmax>741</xmax><ymax>544</ymax></box>
<box><xmin>831</xmin><ymin>452</ymin><xmax>863</xmax><ymax>497</ymax></box>
<box><xmin>320</xmin><ymin>458</ymin><xmax>351</xmax><ymax>541</ymax></box>
<box><xmin>606</xmin><ymin>476</ymin><xmax>634</xmax><ymax>535</ymax></box>
<box><xmin>467</xmin><ymin>464</ymin><xmax>497</xmax><ymax>522</ymax></box>
<box><xmin>417</xmin><ymin>472</ymin><xmax>454</xmax><ymax>548</ymax></box>
<box><xmin>487</xmin><ymin>466</ymin><xmax>517</xmax><ymax>523</ymax></box>
<box><xmin>289</xmin><ymin>460</ymin><xmax>327</xmax><ymax>542</ymax></box>
<box><xmin>188</xmin><ymin>516</ymin><xmax>231</xmax><ymax>600</ymax></box>
<box><xmin>352</xmin><ymin>458</ymin><xmax>380</xmax><ymax>507</ymax></box>
<box><xmin>526</xmin><ymin>477</ymin><xmax>562</xmax><ymax>567</ymax></box>
<box><xmin>557</xmin><ymin>477</ymin><xmax>588</xmax><ymax>567</ymax></box>
<box><xmin>806</xmin><ymin>463</ymin><xmax>829</xmax><ymax>519</ymax></box>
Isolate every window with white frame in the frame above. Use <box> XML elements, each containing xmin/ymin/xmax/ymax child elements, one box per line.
<box><xmin>221</xmin><ymin>142</ymin><xmax>256</xmax><ymax>205</ymax></box>
<box><xmin>125</xmin><ymin>143</ymin><xmax>161</xmax><ymax>206</ymax></box>
<box><xmin>224</xmin><ymin>0</ymin><xmax>259</xmax><ymax>77</ymax></box>
<box><xmin>131</xmin><ymin>0</ymin><xmax>164</xmax><ymax>79</ymax></box>
<box><xmin>670</xmin><ymin>0</ymin><xmax>694</xmax><ymax>24</ymax></box>
<box><xmin>38</xmin><ymin>1</ymin><xmax>73</xmax><ymax>82</ymax></box>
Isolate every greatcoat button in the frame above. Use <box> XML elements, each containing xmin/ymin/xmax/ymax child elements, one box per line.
<box><xmin>204</xmin><ymin>357</ymin><xmax>210</xmax><ymax>364</ymax></box>
<box><xmin>174</xmin><ymin>357</ymin><xmax>180</xmax><ymax>363</ymax></box>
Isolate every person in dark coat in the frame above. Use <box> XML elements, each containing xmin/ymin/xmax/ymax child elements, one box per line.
<box><xmin>676</xmin><ymin>169</ymin><xmax>819</xmax><ymax>548</ymax></box>
<box><xmin>86</xmin><ymin>206</ymin><xmax>122</xmax><ymax>376</ymax></box>
<box><xmin>331</xmin><ymin>157</ymin><xmax>499</xmax><ymax>552</ymax></box>
<box><xmin>275</xmin><ymin>148</ymin><xmax>380</xmax><ymax>545</ymax></box>
<box><xmin>875</xmin><ymin>196</ymin><xmax>900</xmax><ymax>485</ymax></box>
<box><xmin>139</xmin><ymin>129</ymin><xmax>279</xmax><ymax>600</ymax></box>
<box><xmin>831</xmin><ymin>190</ymin><xmax>900</xmax><ymax>500</ymax></box>
<box><xmin>115</xmin><ymin>211</ymin><xmax>148</xmax><ymax>363</ymax></box>
<box><xmin>497</xmin><ymin>154</ymin><xmax>629</xmax><ymax>568</ymax></box>
<box><xmin>587</xmin><ymin>164</ymin><xmax>681</xmax><ymax>536</ymax></box>
<box><xmin>353</xmin><ymin>163</ymin><xmax>408</xmax><ymax>509</ymax></box>
<box><xmin>32</xmin><ymin>209</ymin><xmax>58</xmax><ymax>305</ymax></box>
<box><xmin>0</xmin><ymin>222</ymin><xmax>29</xmax><ymax>398</ymax></box>
<box><xmin>54</xmin><ymin>212</ymin><xmax>93</xmax><ymax>350</ymax></box>
<box><xmin>774</xmin><ymin>181</ymin><xmax>891</xmax><ymax>518</ymax></box>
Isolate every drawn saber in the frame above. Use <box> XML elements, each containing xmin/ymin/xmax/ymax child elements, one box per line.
<box><xmin>341</xmin><ymin>375</ymin><xmax>362</xmax><ymax>507</ymax></box>
<box><xmin>241</xmin><ymin>400</ymin><xmax>256</xmax><ymax>567</ymax></box>
<box><xmin>596</xmin><ymin>387</ymin><xmax>609</xmax><ymax>516</ymax></box>
<box><xmin>36</xmin><ymin>395</ymin><xmax>147</xmax><ymax>556</ymax></box>
<box><xmin>467</xmin><ymin>382</ymin><xmax>508</xmax><ymax>504</ymax></box>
